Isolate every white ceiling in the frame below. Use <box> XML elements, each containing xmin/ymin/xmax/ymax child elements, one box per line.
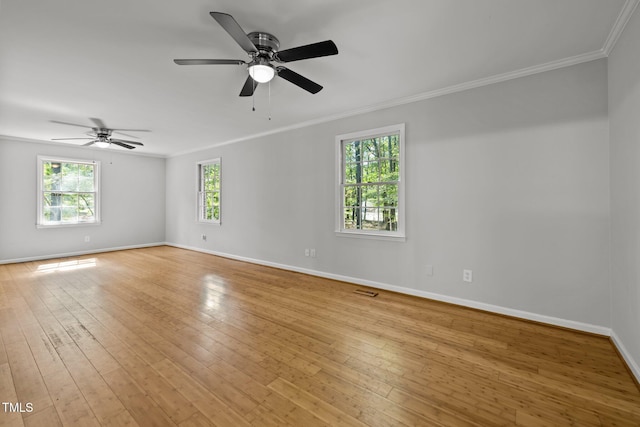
<box><xmin>0</xmin><ymin>0</ymin><xmax>633</xmax><ymax>157</ymax></box>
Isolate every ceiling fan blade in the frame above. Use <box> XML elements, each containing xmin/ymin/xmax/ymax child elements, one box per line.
<box><xmin>239</xmin><ymin>75</ymin><xmax>258</xmax><ymax>97</ymax></box>
<box><xmin>276</xmin><ymin>40</ymin><xmax>338</xmax><ymax>63</ymax></box>
<box><xmin>210</xmin><ymin>12</ymin><xmax>258</xmax><ymax>53</ymax></box>
<box><xmin>50</xmin><ymin>120</ymin><xmax>93</xmax><ymax>129</ymax></box>
<box><xmin>110</xmin><ymin>138</ymin><xmax>144</xmax><ymax>146</ymax></box>
<box><xmin>112</xmin><ymin>131</ymin><xmax>141</xmax><ymax>139</ymax></box>
<box><xmin>276</xmin><ymin>67</ymin><xmax>323</xmax><ymax>94</ymax></box>
<box><xmin>110</xmin><ymin>140</ymin><xmax>135</xmax><ymax>150</ymax></box>
<box><xmin>83</xmin><ymin>140</ymin><xmax>98</xmax><ymax>146</ymax></box>
<box><xmin>112</xmin><ymin>128</ymin><xmax>150</xmax><ymax>133</ymax></box>
<box><xmin>89</xmin><ymin>118</ymin><xmax>107</xmax><ymax>129</ymax></box>
<box><xmin>52</xmin><ymin>137</ymin><xmax>94</xmax><ymax>140</ymax></box>
<box><xmin>174</xmin><ymin>59</ymin><xmax>246</xmax><ymax>66</ymax></box>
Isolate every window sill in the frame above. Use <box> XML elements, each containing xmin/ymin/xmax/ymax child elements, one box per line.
<box><xmin>197</xmin><ymin>220</ymin><xmax>221</xmax><ymax>225</ymax></box>
<box><xmin>37</xmin><ymin>221</ymin><xmax>101</xmax><ymax>229</ymax></box>
<box><xmin>335</xmin><ymin>230</ymin><xmax>406</xmax><ymax>242</ymax></box>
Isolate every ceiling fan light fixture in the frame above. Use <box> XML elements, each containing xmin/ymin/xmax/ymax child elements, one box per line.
<box><xmin>94</xmin><ymin>140</ymin><xmax>110</xmax><ymax>148</ymax></box>
<box><xmin>248</xmin><ymin>63</ymin><xmax>275</xmax><ymax>83</ymax></box>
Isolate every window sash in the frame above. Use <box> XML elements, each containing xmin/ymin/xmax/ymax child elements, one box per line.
<box><xmin>37</xmin><ymin>156</ymin><xmax>100</xmax><ymax>227</ymax></box>
<box><xmin>198</xmin><ymin>190</ymin><xmax>220</xmax><ymax>222</ymax></box>
<box><xmin>336</xmin><ymin>124</ymin><xmax>405</xmax><ymax>240</ymax></box>
<box><xmin>197</xmin><ymin>159</ymin><xmax>221</xmax><ymax>223</ymax></box>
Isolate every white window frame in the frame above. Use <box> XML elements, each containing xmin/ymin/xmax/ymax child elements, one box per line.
<box><xmin>335</xmin><ymin>123</ymin><xmax>405</xmax><ymax>241</ymax></box>
<box><xmin>196</xmin><ymin>158</ymin><xmax>221</xmax><ymax>224</ymax></box>
<box><xmin>37</xmin><ymin>156</ymin><xmax>101</xmax><ymax>228</ymax></box>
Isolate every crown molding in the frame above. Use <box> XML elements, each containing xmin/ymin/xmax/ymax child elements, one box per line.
<box><xmin>169</xmin><ymin>49</ymin><xmax>607</xmax><ymax>157</ymax></box>
<box><xmin>603</xmin><ymin>0</ymin><xmax>639</xmax><ymax>55</ymax></box>
<box><xmin>363</xmin><ymin>50</ymin><xmax>607</xmax><ymax>110</ymax></box>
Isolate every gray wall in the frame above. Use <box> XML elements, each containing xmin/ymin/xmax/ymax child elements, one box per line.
<box><xmin>166</xmin><ymin>59</ymin><xmax>611</xmax><ymax>330</ymax></box>
<box><xmin>609</xmin><ymin>7</ymin><xmax>640</xmax><ymax>378</ymax></box>
<box><xmin>0</xmin><ymin>138</ymin><xmax>166</xmax><ymax>262</ymax></box>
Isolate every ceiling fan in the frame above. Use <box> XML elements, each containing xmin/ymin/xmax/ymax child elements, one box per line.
<box><xmin>51</xmin><ymin>118</ymin><xmax>148</xmax><ymax>150</ymax></box>
<box><xmin>174</xmin><ymin>12</ymin><xmax>338</xmax><ymax>96</ymax></box>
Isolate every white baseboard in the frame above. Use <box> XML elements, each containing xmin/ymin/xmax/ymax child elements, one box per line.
<box><xmin>610</xmin><ymin>330</ymin><xmax>640</xmax><ymax>385</ymax></box>
<box><xmin>170</xmin><ymin>242</ymin><xmax>640</xmax><ymax>384</ymax></box>
<box><xmin>166</xmin><ymin>243</ymin><xmax>611</xmax><ymax>336</ymax></box>
<box><xmin>0</xmin><ymin>242</ymin><xmax>166</xmax><ymax>265</ymax></box>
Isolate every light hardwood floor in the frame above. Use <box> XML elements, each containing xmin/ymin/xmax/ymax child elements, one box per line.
<box><xmin>0</xmin><ymin>246</ymin><xmax>639</xmax><ymax>426</ymax></box>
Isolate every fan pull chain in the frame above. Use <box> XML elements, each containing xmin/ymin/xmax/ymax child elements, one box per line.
<box><xmin>268</xmin><ymin>80</ymin><xmax>271</xmax><ymax>121</ymax></box>
<box><xmin>252</xmin><ymin>88</ymin><xmax>255</xmax><ymax>112</ymax></box>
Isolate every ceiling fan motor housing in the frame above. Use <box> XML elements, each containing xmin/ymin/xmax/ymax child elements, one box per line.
<box><xmin>88</xmin><ymin>128</ymin><xmax>112</xmax><ymax>139</ymax></box>
<box><xmin>248</xmin><ymin>32</ymin><xmax>280</xmax><ymax>55</ymax></box>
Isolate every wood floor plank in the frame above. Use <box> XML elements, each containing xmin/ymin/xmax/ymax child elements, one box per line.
<box><xmin>101</xmin><ymin>367</ymin><xmax>176</xmax><ymax>427</ymax></box>
<box><xmin>267</xmin><ymin>377</ymin><xmax>367</xmax><ymax>427</ymax></box>
<box><xmin>245</xmin><ymin>404</ymin><xmax>292</xmax><ymax>427</ymax></box>
<box><xmin>0</xmin><ymin>246</ymin><xmax>639</xmax><ymax>426</ymax></box>
<box><xmin>22</xmin><ymin>405</ymin><xmax>62</xmax><ymax>427</ymax></box>
<box><xmin>0</xmin><ymin>363</ymin><xmax>25</xmax><ymax>427</ymax></box>
<box><xmin>288</xmin><ymin>369</ymin><xmax>421</xmax><ymax>427</ymax></box>
<box><xmin>55</xmin><ymin>344</ymin><xmax>134</xmax><ymax>425</ymax></box>
<box><xmin>152</xmin><ymin>358</ymin><xmax>251</xmax><ymax>427</ymax></box>
<box><xmin>41</xmin><ymin>370</ymin><xmax>101</xmax><ymax>427</ymax></box>
<box><xmin>109</xmin><ymin>349</ymin><xmax>200</xmax><ymax>424</ymax></box>
<box><xmin>3</xmin><ymin>335</ymin><xmax>54</xmax><ymax>419</ymax></box>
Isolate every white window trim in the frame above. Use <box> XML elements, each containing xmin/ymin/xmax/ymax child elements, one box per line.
<box><xmin>196</xmin><ymin>158</ymin><xmax>221</xmax><ymax>225</ymax></box>
<box><xmin>36</xmin><ymin>155</ymin><xmax>101</xmax><ymax>229</ymax></box>
<box><xmin>335</xmin><ymin>123</ymin><xmax>406</xmax><ymax>242</ymax></box>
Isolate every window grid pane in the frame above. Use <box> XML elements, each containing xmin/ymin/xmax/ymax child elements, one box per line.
<box><xmin>198</xmin><ymin>160</ymin><xmax>221</xmax><ymax>223</ymax></box>
<box><xmin>341</xmin><ymin>132</ymin><xmax>401</xmax><ymax>232</ymax></box>
<box><xmin>39</xmin><ymin>159</ymin><xmax>99</xmax><ymax>226</ymax></box>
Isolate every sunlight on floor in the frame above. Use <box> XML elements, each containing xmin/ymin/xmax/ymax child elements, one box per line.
<box><xmin>202</xmin><ymin>274</ymin><xmax>226</xmax><ymax>311</ymax></box>
<box><xmin>35</xmin><ymin>258</ymin><xmax>97</xmax><ymax>274</ymax></box>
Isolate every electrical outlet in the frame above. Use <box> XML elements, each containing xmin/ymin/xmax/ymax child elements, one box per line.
<box><xmin>426</xmin><ymin>264</ymin><xmax>433</xmax><ymax>276</ymax></box>
<box><xmin>463</xmin><ymin>269</ymin><xmax>473</xmax><ymax>283</ymax></box>
<box><xmin>310</xmin><ymin>248</ymin><xmax>316</xmax><ymax>258</ymax></box>
<box><xmin>304</xmin><ymin>248</ymin><xmax>310</xmax><ymax>257</ymax></box>
<box><xmin>201</xmin><ymin>234</ymin><xmax>207</xmax><ymax>241</ymax></box>
<box><xmin>84</xmin><ymin>236</ymin><xmax>90</xmax><ymax>243</ymax></box>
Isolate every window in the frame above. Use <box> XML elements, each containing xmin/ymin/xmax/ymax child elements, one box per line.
<box><xmin>37</xmin><ymin>156</ymin><xmax>100</xmax><ymax>227</ymax></box>
<box><xmin>197</xmin><ymin>158</ymin><xmax>221</xmax><ymax>223</ymax></box>
<box><xmin>336</xmin><ymin>123</ymin><xmax>405</xmax><ymax>240</ymax></box>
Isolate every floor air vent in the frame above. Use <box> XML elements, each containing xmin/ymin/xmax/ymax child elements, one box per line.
<box><xmin>353</xmin><ymin>289</ymin><xmax>378</xmax><ymax>297</ymax></box>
